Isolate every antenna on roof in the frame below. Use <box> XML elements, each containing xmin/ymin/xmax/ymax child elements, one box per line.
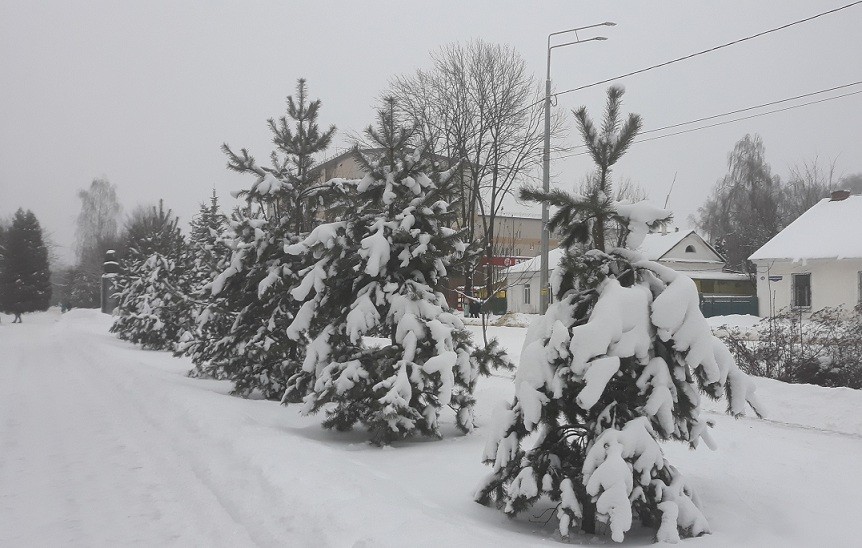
<box><xmin>663</xmin><ymin>171</ymin><xmax>677</xmax><ymax>209</ymax></box>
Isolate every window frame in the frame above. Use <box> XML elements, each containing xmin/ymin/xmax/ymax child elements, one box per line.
<box><xmin>791</xmin><ymin>272</ymin><xmax>812</xmax><ymax>310</ymax></box>
<box><xmin>524</xmin><ymin>283</ymin><xmax>531</xmax><ymax>305</ymax></box>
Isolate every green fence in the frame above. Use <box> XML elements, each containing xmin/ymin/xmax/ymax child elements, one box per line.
<box><xmin>482</xmin><ymin>296</ymin><xmax>508</xmax><ymax>316</ymax></box>
<box><xmin>699</xmin><ymin>295</ymin><xmax>758</xmax><ymax>318</ymax></box>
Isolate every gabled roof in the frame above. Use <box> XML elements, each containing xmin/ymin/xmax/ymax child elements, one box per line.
<box><xmin>750</xmin><ymin>195</ymin><xmax>862</xmax><ymax>262</ymax></box>
<box><xmin>639</xmin><ymin>229</ymin><xmax>725</xmax><ymax>262</ymax></box>
<box><xmin>638</xmin><ymin>229</ymin><xmax>693</xmax><ymax>260</ymax></box>
<box><xmin>506</xmin><ymin>229</ymin><xmax>722</xmax><ymax>274</ymax></box>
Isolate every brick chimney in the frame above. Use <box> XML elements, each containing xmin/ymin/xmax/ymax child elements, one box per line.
<box><xmin>830</xmin><ymin>189</ymin><xmax>851</xmax><ymax>201</ymax></box>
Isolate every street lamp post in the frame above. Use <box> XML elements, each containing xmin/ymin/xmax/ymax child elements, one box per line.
<box><xmin>540</xmin><ymin>22</ymin><xmax>615</xmax><ymax>314</ymax></box>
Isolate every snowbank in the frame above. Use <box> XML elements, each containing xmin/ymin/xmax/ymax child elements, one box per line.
<box><xmin>705</xmin><ymin>314</ymin><xmax>762</xmax><ymax>331</ymax></box>
<box><xmin>3</xmin><ymin>310</ymin><xmax>861</xmax><ymax>546</ymax></box>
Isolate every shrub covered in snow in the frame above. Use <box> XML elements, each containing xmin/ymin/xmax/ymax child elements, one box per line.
<box><xmin>723</xmin><ymin>305</ymin><xmax>862</xmax><ymax>389</ymax></box>
<box><xmin>284</xmin><ymin>99</ymin><xmax>506</xmax><ymax>445</ymax></box>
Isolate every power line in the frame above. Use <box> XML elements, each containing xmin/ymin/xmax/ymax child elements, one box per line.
<box><xmin>556</xmin><ymin>87</ymin><xmax>862</xmax><ymax>160</ymax></box>
<box><xmin>638</xmin><ymin>81</ymin><xmax>862</xmax><ymax>137</ymax></box>
<box><xmin>550</xmin><ymin>1</ymin><xmax>862</xmax><ymax>102</ymax></box>
<box><xmin>557</xmin><ymin>81</ymin><xmax>862</xmax><ymax>154</ymax></box>
<box><xmin>517</xmin><ymin>1</ymin><xmax>862</xmax><ymax>117</ymax></box>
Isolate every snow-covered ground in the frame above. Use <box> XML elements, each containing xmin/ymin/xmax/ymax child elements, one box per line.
<box><xmin>1</xmin><ymin>309</ymin><xmax>860</xmax><ymax>546</ymax></box>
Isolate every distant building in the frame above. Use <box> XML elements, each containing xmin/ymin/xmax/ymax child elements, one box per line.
<box><xmin>749</xmin><ymin>191</ymin><xmax>862</xmax><ymax>316</ymax></box>
<box><xmin>310</xmin><ymin>148</ymin><xmax>374</xmax><ymax>184</ymax></box>
<box><xmin>475</xmin><ymin>212</ymin><xmax>558</xmax><ymax>260</ymax></box>
<box><xmin>310</xmin><ymin>147</ymin><xmax>461</xmax><ymax>185</ymax></box>
<box><xmin>506</xmin><ymin>229</ymin><xmax>753</xmax><ymax>315</ymax></box>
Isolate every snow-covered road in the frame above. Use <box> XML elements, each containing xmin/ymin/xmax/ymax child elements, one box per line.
<box><xmin>0</xmin><ymin>311</ymin><xmax>309</xmax><ymax>546</ymax></box>
<box><xmin>2</xmin><ymin>309</ymin><xmax>862</xmax><ymax>546</ymax></box>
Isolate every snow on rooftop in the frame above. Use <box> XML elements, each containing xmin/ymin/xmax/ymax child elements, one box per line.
<box><xmin>637</xmin><ymin>229</ymin><xmax>694</xmax><ymax>260</ymax></box>
<box><xmin>507</xmin><ymin>229</ymin><xmax>697</xmax><ymax>274</ymax></box>
<box><xmin>749</xmin><ymin>195</ymin><xmax>862</xmax><ymax>262</ymax></box>
<box><xmin>505</xmin><ymin>247</ymin><xmax>566</xmax><ymax>274</ymax></box>
<box><xmin>682</xmin><ymin>270</ymin><xmax>748</xmax><ymax>281</ymax></box>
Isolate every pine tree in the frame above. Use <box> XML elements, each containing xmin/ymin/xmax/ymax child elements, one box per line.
<box><xmin>111</xmin><ymin>201</ymin><xmax>191</xmax><ymax>350</ymax></box>
<box><xmin>0</xmin><ymin>209</ymin><xmax>52</xmax><ymax>321</ymax></box>
<box><xmin>284</xmin><ymin>98</ymin><xmax>505</xmax><ymax>445</ymax></box>
<box><xmin>474</xmin><ymin>88</ymin><xmax>765</xmax><ymax>543</ymax></box>
<box><xmin>177</xmin><ymin>190</ymin><xmax>233</xmax><ymax>369</ymax></box>
<box><xmin>191</xmin><ymin>79</ymin><xmax>336</xmax><ymax>398</ymax></box>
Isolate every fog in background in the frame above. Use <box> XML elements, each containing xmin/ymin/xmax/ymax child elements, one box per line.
<box><xmin>1</xmin><ymin>0</ymin><xmax>859</xmax><ymax>263</ymax></box>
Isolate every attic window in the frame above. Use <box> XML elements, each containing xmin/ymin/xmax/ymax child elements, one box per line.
<box><xmin>685</xmin><ymin>245</ymin><xmax>696</xmax><ymax>253</ymax></box>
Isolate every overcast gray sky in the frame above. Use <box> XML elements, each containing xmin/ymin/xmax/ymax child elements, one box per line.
<box><xmin>2</xmin><ymin>0</ymin><xmax>860</xmax><ymax>263</ymax></box>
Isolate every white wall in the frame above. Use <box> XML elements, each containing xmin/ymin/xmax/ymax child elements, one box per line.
<box><xmin>754</xmin><ymin>258</ymin><xmax>862</xmax><ymax>316</ymax></box>
<box><xmin>506</xmin><ymin>270</ymin><xmax>540</xmax><ymax>314</ymax></box>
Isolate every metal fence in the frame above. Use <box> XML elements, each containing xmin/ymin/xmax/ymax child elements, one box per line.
<box><xmin>699</xmin><ymin>295</ymin><xmax>758</xmax><ymax>318</ymax></box>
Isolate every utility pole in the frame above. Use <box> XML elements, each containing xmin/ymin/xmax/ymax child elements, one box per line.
<box><xmin>540</xmin><ymin>22</ymin><xmax>614</xmax><ymax>313</ymax></box>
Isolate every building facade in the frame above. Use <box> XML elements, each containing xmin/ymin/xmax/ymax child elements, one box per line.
<box><xmin>750</xmin><ymin>191</ymin><xmax>862</xmax><ymax>316</ymax></box>
<box><xmin>506</xmin><ymin>229</ymin><xmax>754</xmax><ymax>315</ymax></box>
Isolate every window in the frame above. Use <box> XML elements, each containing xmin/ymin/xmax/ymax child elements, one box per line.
<box><xmin>685</xmin><ymin>245</ymin><xmax>696</xmax><ymax>253</ymax></box>
<box><xmin>700</xmin><ymin>280</ymin><xmax>715</xmax><ymax>294</ymax></box>
<box><xmin>524</xmin><ymin>284</ymin><xmax>531</xmax><ymax>305</ymax></box>
<box><xmin>792</xmin><ymin>273</ymin><xmax>811</xmax><ymax>309</ymax></box>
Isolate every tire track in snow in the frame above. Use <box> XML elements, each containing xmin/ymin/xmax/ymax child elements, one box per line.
<box><xmin>64</xmin><ymin>318</ymin><xmax>333</xmax><ymax>547</ymax></box>
<box><xmin>0</xmin><ymin>316</ymin><xmax>329</xmax><ymax>546</ymax></box>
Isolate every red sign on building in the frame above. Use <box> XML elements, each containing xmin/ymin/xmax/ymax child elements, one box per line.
<box><xmin>479</xmin><ymin>256</ymin><xmax>530</xmax><ymax>268</ymax></box>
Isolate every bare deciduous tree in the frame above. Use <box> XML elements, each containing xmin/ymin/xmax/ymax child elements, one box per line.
<box><xmin>75</xmin><ymin>178</ymin><xmax>122</xmax><ymax>261</ymax></box>
<box><xmin>62</xmin><ymin>178</ymin><xmax>124</xmax><ymax>307</ymax></box>
<box><xmin>389</xmin><ymin>39</ymin><xmax>565</xmax><ymax>300</ymax></box>
<box><xmin>781</xmin><ymin>154</ymin><xmax>838</xmax><ymax>223</ymax></box>
<box><xmin>839</xmin><ymin>172</ymin><xmax>862</xmax><ymax>194</ymax></box>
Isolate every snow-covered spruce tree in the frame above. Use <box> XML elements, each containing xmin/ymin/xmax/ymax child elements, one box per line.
<box><xmin>0</xmin><ymin>208</ymin><xmax>52</xmax><ymax>321</ymax></box>
<box><xmin>475</xmin><ymin>87</ymin><xmax>765</xmax><ymax>543</ymax></box>
<box><xmin>189</xmin><ymin>78</ymin><xmax>337</xmax><ymax>398</ymax></box>
<box><xmin>176</xmin><ymin>190</ymin><xmax>233</xmax><ymax>368</ymax></box>
<box><xmin>111</xmin><ymin>200</ymin><xmax>192</xmax><ymax>350</ymax></box>
<box><xmin>284</xmin><ymin>98</ymin><xmax>506</xmax><ymax>445</ymax></box>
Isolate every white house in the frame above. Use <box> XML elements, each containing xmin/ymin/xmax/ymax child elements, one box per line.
<box><xmin>506</xmin><ymin>229</ymin><xmax>752</xmax><ymax>314</ymax></box>
<box><xmin>749</xmin><ymin>191</ymin><xmax>862</xmax><ymax>316</ymax></box>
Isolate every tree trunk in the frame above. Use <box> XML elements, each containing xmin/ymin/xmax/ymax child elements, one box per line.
<box><xmin>581</xmin><ymin>499</ymin><xmax>596</xmax><ymax>534</ymax></box>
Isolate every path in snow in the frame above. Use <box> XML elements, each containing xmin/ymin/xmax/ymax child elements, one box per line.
<box><xmin>0</xmin><ymin>311</ymin><xmax>314</xmax><ymax>546</ymax></box>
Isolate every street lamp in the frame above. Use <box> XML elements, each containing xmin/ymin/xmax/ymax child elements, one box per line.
<box><xmin>540</xmin><ymin>22</ymin><xmax>615</xmax><ymax>314</ymax></box>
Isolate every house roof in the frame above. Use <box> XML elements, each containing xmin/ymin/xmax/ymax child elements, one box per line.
<box><xmin>638</xmin><ymin>229</ymin><xmax>694</xmax><ymax>260</ymax></box>
<box><xmin>506</xmin><ymin>230</ymin><xmax>722</xmax><ymax>275</ymax></box>
<box><xmin>683</xmin><ymin>270</ymin><xmax>750</xmax><ymax>281</ymax></box>
<box><xmin>506</xmin><ymin>247</ymin><xmax>565</xmax><ymax>274</ymax></box>
<box><xmin>311</xmin><ymin>147</ymin><xmax>458</xmax><ymax>177</ymax></box>
<box><xmin>749</xmin><ymin>195</ymin><xmax>862</xmax><ymax>262</ymax></box>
